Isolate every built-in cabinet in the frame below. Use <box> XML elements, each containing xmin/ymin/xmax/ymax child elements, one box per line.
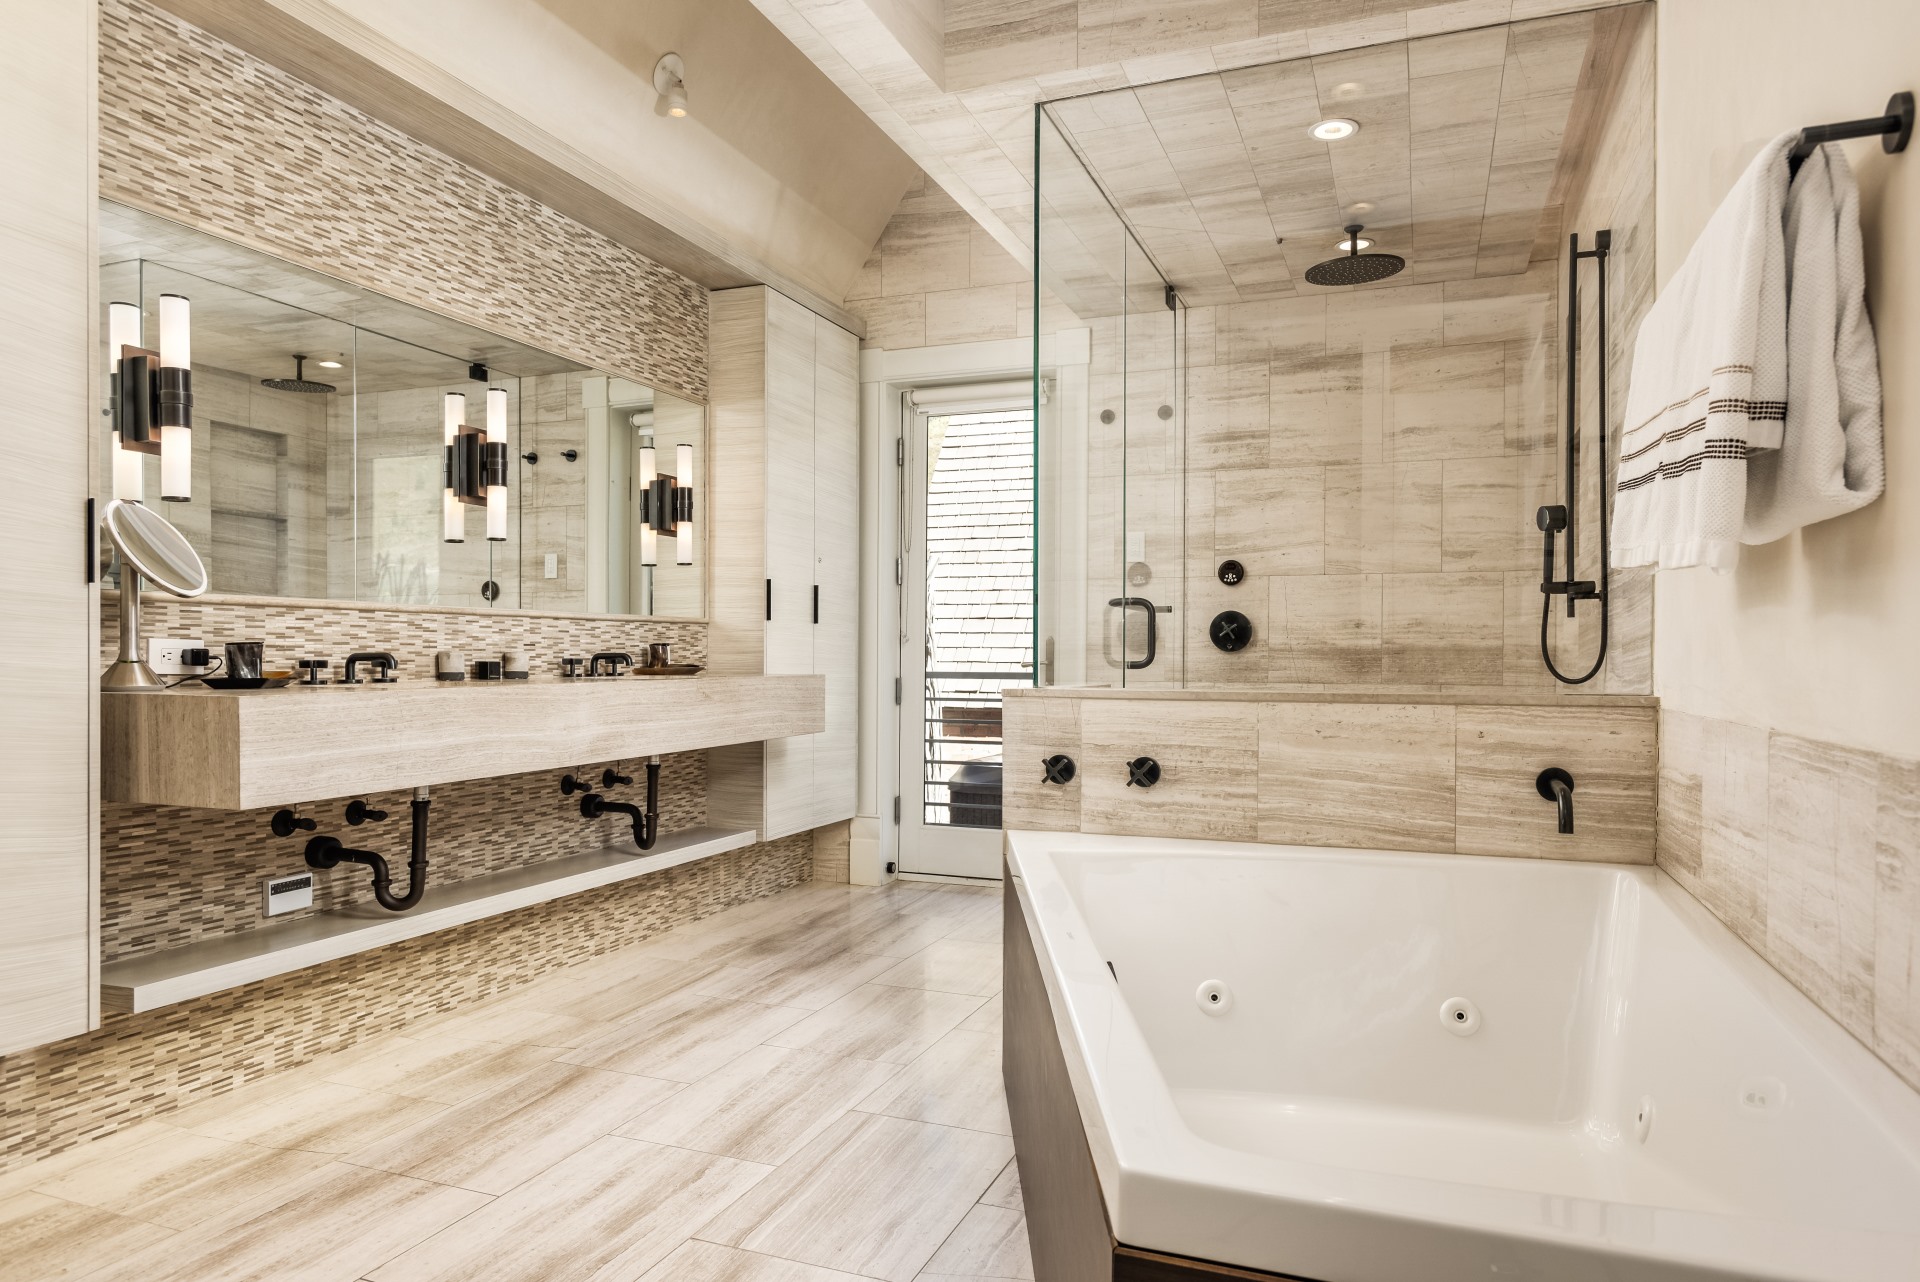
<box><xmin>708</xmin><ymin>287</ymin><xmax>859</xmax><ymax>840</ymax></box>
<box><xmin>0</xmin><ymin>1</ymin><xmax>98</xmax><ymax>1056</ymax></box>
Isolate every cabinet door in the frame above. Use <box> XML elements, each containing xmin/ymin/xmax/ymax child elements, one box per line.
<box><xmin>761</xmin><ymin>292</ymin><xmax>817</xmax><ymax>838</ymax></box>
<box><xmin>0</xmin><ymin>0</ymin><xmax>96</xmax><ymax>1054</ymax></box>
<box><xmin>809</xmin><ymin>316</ymin><xmax>860</xmax><ymax>829</ymax></box>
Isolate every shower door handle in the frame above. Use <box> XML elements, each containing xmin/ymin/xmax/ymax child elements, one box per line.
<box><xmin>1108</xmin><ymin>597</ymin><xmax>1159</xmax><ymax>670</ymax></box>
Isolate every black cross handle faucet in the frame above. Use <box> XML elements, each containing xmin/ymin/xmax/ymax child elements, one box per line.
<box><xmin>1041</xmin><ymin>754</ymin><xmax>1076</xmax><ymax>786</ymax></box>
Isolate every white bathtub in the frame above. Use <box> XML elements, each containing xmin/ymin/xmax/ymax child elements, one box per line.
<box><xmin>1006</xmin><ymin>830</ymin><xmax>1920</xmax><ymax>1282</ymax></box>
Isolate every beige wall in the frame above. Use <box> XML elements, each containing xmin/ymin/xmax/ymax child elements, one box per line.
<box><xmin>1653</xmin><ymin>0</ymin><xmax>1920</xmax><ymax>759</ymax></box>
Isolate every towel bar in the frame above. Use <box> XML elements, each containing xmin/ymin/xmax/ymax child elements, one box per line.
<box><xmin>1788</xmin><ymin>92</ymin><xmax>1913</xmax><ymax>176</ymax></box>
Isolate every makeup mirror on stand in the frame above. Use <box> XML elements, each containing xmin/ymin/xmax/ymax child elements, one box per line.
<box><xmin>101</xmin><ymin>498</ymin><xmax>208</xmax><ymax>690</ymax></box>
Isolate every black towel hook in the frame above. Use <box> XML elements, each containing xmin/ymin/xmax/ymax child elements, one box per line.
<box><xmin>1788</xmin><ymin>91</ymin><xmax>1913</xmax><ymax>176</ymax></box>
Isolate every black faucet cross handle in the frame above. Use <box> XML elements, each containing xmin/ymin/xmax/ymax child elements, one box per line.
<box><xmin>1041</xmin><ymin>754</ymin><xmax>1076</xmax><ymax>786</ymax></box>
<box><xmin>345</xmin><ymin>799</ymin><xmax>389</xmax><ymax>826</ymax></box>
<box><xmin>1126</xmin><ymin>757</ymin><xmax>1161</xmax><ymax>789</ymax></box>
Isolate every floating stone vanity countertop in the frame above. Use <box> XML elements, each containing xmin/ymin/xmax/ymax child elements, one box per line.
<box><xmin>103</xmin><ymin>673</ymin><xmax>825</xmax><ymax>809</ymax></box>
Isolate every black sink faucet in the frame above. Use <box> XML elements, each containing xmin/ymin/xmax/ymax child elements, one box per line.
<box><xmin>589</xmin><ymin>651</ymin><xmax>633</xmax><ymax>677</ymax></box>
<box><xmin>1537</xmin><ymin>768</ymin><xmax>1575</xmax><ymax>834</ymax></box>
<box><xmin>343</xmin><ymin>651</ymin><xmax>399</xmax><ymax>684</ymax></box>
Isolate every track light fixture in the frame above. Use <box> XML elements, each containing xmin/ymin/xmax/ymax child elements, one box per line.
<box><xmin>654</xmin><ymin>53</ymin><xmax>688</xmax><ymax>118</ymax></box>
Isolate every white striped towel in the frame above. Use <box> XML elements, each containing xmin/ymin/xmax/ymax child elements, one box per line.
<box><xmin>1744</xmin><ymin>141</ymin><xmax>1885</xmax><ymax>542</ymax></box>
<box><xmin>1613</xmin><ymin>134</ymin><xmax>1792</xmax><ymax>572</ymax></box>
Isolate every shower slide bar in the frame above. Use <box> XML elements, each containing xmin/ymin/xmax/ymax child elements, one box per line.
<box><xmin>1786</xmin><ymin>92</ymin><xmax>1913</xmax><ymax>177</ymax></box>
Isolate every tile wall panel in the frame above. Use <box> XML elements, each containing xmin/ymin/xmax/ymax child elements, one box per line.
<box><xmin>1660</xmin><ymin>709</ymin><xmax>1920</xmax><ymax>1092</ymax></box>
<box><xmin>1008</xmin><ymin>691</ymin><xmax>1656</xmax><ymax>862</ymax></box>
<box><xmin>99</xmin><ymin>0</ymin><xmax>707</xmax><ymax>401</ymax></box>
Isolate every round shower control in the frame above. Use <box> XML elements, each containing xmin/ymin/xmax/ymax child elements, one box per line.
<box><xmin>1209</xmin><ymin>610</ymin><xmax>1252</xmax><ymax>651</ymax></box>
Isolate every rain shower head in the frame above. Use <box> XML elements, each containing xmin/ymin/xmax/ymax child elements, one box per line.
<box><xmin>261</xmin><ymin>355</ymin><xmax>336</xmax><ymax>394</ymax></box>
<box><xmin>1304</xmin><ymin>225</ymin><xmax>1406</xmax><ymax>287</ymax></box>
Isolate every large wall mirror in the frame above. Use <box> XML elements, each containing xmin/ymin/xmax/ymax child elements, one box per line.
<box><xmin>97</xmin><ymin>202</ymin><xmax>705</xmax><ymax>618</ymax></box>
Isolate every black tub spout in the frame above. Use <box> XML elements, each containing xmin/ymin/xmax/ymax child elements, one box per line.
<box><xmin>1536</xmin><ymin>768</ymin><xmax>1575</xmax><ymax>835</ymax></box>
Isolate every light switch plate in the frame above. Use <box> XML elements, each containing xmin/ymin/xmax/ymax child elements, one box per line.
<box><xmin>148</xmin><ymin>636</ymin><xmax>207</xmax><ymax>675</ymax></box>
<box><xmin>544</xmin><ymin>553</ymin><xmax>559</xmax><ymax>579</ymax></box>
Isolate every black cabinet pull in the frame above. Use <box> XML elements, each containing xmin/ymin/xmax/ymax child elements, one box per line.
<box><xmin>813</xmin><ymin>585</ymin><xmax>820</xmax><ymax>624</ymax></box>
<box><xmin>765</xmin><ymin>578</ymin><xmax>772</xmax><ymax>621</ymax></box>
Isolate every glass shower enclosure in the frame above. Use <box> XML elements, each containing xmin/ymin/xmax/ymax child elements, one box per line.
<box><xmin>1032</xmin><ymin>3</ymin><xmax>1656</xmax><ymax>696</ymax></box>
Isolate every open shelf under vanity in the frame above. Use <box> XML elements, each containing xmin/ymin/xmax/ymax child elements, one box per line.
<box><xmin>101</xmin><ymin>824</ymin><xmax>759</xmax><ymax>1013</ymax></box>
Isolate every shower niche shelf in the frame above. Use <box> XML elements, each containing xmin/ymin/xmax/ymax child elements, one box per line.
<box><xmin>102</xmin><ymin>672</ymin><xmax>825</xmax><ymax>809</ymax></box>
<box><xmin>100</xmin><ymin>824</ymin><xmax>758</xmax><ymax>1013</ymax></box>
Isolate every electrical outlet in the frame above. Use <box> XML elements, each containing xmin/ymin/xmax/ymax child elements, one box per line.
<box><xmin>261</xmin><ymin>872</ymin><xmax>314</xmax><ymax>917</ymax></box>
<box><xmin>148</xmin><ymin>636</ymin><xmax>207</xmax><ymax>675</ymax></box>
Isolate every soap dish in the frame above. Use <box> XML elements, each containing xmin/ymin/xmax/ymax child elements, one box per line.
<box><xmin>198</xmin><ymin>675</ymin><xmax>293</xmax><ymax>690</ymax></box>
<box><xmin>630</xmin><ymin>663</ymin><xmax>703</xmax><ymax>677</ymax></box>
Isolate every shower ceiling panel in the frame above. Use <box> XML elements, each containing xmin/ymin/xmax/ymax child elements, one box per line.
<box><xmin>1045</xmin><ymin>10</ymin><xmax>1617</xmax><ymax>305</ymax></box>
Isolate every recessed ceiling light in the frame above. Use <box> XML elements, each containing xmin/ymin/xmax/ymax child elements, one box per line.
<box><xmin>1331</xmin><ymin>81</ymin><xmax>1365</xmax><ymax>100</ymax></box>
<box><xmin>1310</xmin><ymin>117</ymin><xmax>1359</xmax><ymax>142</ymax></box>
<box><xmin>315</xmin><ymin>359</ymin><xmax>344</xmax><ymax>369</ymax></box>
<box><xmin>1336</xmin><ymin>234</ymin><xmax>1374</xmax><ymax>252</ymax></box>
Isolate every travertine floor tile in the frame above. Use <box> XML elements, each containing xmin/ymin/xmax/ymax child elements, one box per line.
<box><xmin>85</xmin><ymin>1162</ymin><xmax>488</xmax><ymax>1282</ymax></box>
<box><xmin>922</xmin><ymin>1203</ymin><xmax>1034</xmax><ymax>1279</ymax></box>
<box><xmin>346</xmin><ymin>1061</ymin><xmax>682</xmax><ymax>1194</ymax></box>
<box><xmin>317</xmin><ymin>1033</ymin><xmax>560</xmax><ymax>1104</ymax></box>
<box><xmin>559</xmin><ymin>989</ymin><xmax>812</xmax><ymax>1082</ymax></box>
<box><xmin>510</xmin><ymin>953</ymin><xmax>725</xmax><ymax>1023</ymax></box>
<box><xmin>370</xmin><ymin>1136</ymin><xmax>769</xmax><ymax>1282</ymax></box>
<box><xmin>617</xmin><ymin>1045</ymin><xmax>899</xmax><ymax>1165</ymax></box>
<box><xmin>637</xmin><ymin>1240</ymin><xmax>875</xmax><ymax>1282</ymax></box>
<box><xmin>873</xmin><ymin>940</ymin><xmax>1003</xmax><ymax>997</ymax></box>
<box><xmin>406</xmin><ymin>1003</ymin><xmax>619</xmax><ymax>1051</ymax></box>
<box><xmin>856</xmin><ymin>1030</ymin><xmax>1009</xmax><ymax>1136</ymax></box>
<box><xmin>693</xmin><ymin>948</ymin><xmax>903</xmax><ymax>1010</ymax></box>
<box><xmin>769</xmin><ymin>985</ymin><xmax>986</xmax><ymax>1065</ymax></box>
<box><xmin>697</xmin><ymin>1112</ymin><xmax>1013</xmax><ymax>1282</ymax></box>
<box><xmin>22</xmin><ymin>1124</ymin><xmax>330</xmax><ymax>1230</ymax></box>
<box><xmin>166</xmin><ymin>1077</ymin><xmax>447</xmax><ymax>1155</ymax></box>
<box><xmin>0</xmin><ymin>1190</ymin><xmax>175</xmax><ymax>1282</ymax></box>
<box><xmin>979</xmin><ymin>1159</ymin><xmax>1022</xmax><ymax>1211</ymax></box>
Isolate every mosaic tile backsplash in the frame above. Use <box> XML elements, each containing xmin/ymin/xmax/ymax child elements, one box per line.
<box><xmin>98</xmin><ymin>0</ymin><xmax>708</xmax><ymax>402</ymax></box>
<box><xmin>0</xmin><ymin>833</ymin><xmax>812</xmax><ymax>1175</ymax></box>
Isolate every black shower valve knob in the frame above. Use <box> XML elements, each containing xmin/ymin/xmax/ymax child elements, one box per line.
<box><xmin>345</xmin><ymin>799</ymin><xmax>389</xmax><ymax>826</ymax></box>
<box><xmin>270</xmin><ymin>808</ymin><xmax>317</xmax><ymax>838</ymax></box>
<box><xmin>1041</xmin><ymin>754</ymin><xmax>1077</xmax><ymax>786</ymax></box>
<box><xmin>1125</xmin><ymin>757</ymin><xmax>1161</xmax><ymax>789</ymax></box>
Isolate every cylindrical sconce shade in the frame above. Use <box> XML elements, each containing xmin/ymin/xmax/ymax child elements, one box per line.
<box><xmin>485</xmin><ymin>387</ymin><xmax>509</xmax><ymax>542</ymax></box>
<box><xmin>157</xmin><ymin>293</ymin><xmax>191</xmax><ymax>369</ymax></box>
<box><xmin>443</xmin><ymin>392</ymin><xmax>466</xmax><ymax>543</ymax></box>
<box><xmin>638</xmin><ymin>443</ymin><xmax>658</xmax><ymax>567</ymax></box>
<box><xmin>157</xmin><ymin>294</ymin><xmax>192</xmax><ymax>502</ymax></box>
<box><xmin>108</xmin><ymin>302</ymin><xmax>144</xmax><ymax>502</ymax></box>
<box><xmin>675</xmin><ymin>442</ymin><xmax>694</xmax><ymax>565</ymax></box>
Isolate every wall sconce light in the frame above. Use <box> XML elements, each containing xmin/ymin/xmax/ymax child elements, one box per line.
<box><xmin>654</xmin><ymin>53</ymin><xmax>689</xmax><ymax>118</ymax></box>
<box><xmin>442</xmin><ymin>390</ymin><xmax>511</xmax><ymax>543</ymax></box>
<box><xmin>109</xmin><ymin>293</ymin><xmax>193</xmax><ymax>502</ymax></box>
<box><xmin>108</xmin><ymin>301</ymin><xmax>144</xmax><ymax>502</ymax></box>
<box><xmin>639</xmin><ymin>441</ymin><xmax>695</xmax><ymax>567</ymax></box>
